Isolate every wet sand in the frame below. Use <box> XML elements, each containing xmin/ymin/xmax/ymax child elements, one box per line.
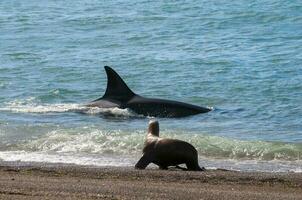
<box><xmin>0</xmin><ymin>163</ymin><xmax>301</xmax><ymax>200</ymax></box>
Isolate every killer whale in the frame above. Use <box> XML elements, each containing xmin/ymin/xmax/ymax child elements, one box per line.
<box><xmin>86</xmin><ymin>66</ymin><xmax>211</xmax><ymax>118</ymax></box>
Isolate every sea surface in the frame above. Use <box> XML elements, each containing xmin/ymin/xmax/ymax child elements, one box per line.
<box><xmin>0</xmin><ymin>0</ymin><xmax>302</xmax><ymax>172</ymax></box>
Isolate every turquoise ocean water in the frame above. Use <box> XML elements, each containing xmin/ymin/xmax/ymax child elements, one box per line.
<box><xmin>0</xmin><ymin>0</ymin><xmax>301</xmax><ymax>172</ymax></box>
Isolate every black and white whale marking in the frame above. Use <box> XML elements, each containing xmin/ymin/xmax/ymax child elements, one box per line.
<box><xmin>86</xmin><ymin>66</ymin><xmax>211</xmax><ymax>118</ymax></box>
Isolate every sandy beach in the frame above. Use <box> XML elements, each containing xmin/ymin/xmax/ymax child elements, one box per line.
<box><xmin>0</xmin><ymin>162</ymin><xmax>301</xmax><ymax>200</ymax></box>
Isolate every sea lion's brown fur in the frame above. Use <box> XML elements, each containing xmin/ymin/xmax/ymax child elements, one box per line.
<box><xmin>135</xmin><ymin>120</ymin><xmax>204</xmax><ymax>171</ymax></box>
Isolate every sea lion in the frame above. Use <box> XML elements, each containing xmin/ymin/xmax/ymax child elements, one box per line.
<box><xmin>135</xmin><ymin>120</ymin><xmax>204</xmax><ymax>171</ymax></box>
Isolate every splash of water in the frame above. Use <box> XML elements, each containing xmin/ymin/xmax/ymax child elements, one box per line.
<box><xmin>0</xmin><ymin>99</ymin><xmax>138</xmax><ymax>117</ymax></box>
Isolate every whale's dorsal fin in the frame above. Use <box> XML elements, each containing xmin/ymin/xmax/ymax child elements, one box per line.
<box><xmin>102</xmin><ymin>66</ymin><xmax>136</xmax><ymax>102</ymax></box>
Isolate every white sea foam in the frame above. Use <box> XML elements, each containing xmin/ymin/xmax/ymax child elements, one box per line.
<box><xmin>19</xmin><ymin>129</ymin><xmax>144</xmax><ymax>154</ymax></box>
<box><xmin>84</xmin><ymin>107</ymin><xmax>138</xmax><ymax>117</ymax></box>
<box><xmin>1</xmin><ymin>126</ymin><xmax>301</xmax><ymax>172</ymax></box>
<box><xmin>3</xmin><ymin>125</ymin><xmax>301</xmax><ymax>162</ymax></box>
<box><xmin>0</xmin><ymin>151</ymin><xmax>301</xmax><ymax>172</ymax></box>
<box><xmin>0</xmin><ymin>102</ymin><xmax>85</xmax><ymax>113</ymax></box>
<box><xmin>0</xmin><ymin>99</ymin><xmax>137</xmax><ymax>117</ymax></box>
<box><xmin>0</xmin><ymin>151</ymin><xmax>137</xmax><ymax>167</ymax></box>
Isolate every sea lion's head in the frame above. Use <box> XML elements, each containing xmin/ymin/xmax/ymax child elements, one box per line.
<box><xmin>148</xmin><ymin>120</ymin><xmax>159</xmax><ymax>137</ymax></box>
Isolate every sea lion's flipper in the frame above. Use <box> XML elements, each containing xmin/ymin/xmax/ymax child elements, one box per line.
<box><xmin>135</xmin><ymin>154</ymin><xmax>153</xmax><ymax>169</ymax></box>
<box><xmin>200</xmin><ymin>166</ymin><xmax>206</xmax><ymax>171</ymax></box>
<box><xmin>185</xmin><ymin>161</ymin><xmax>205</xmax><ymax>171</ymax></box>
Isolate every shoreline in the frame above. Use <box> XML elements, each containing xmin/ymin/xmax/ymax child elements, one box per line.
<box><xmin>0</xmin><ymin>161</ymin><xmax>301</xmax><ymax>199</ymax></box>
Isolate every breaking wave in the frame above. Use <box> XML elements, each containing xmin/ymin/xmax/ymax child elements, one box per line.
<box><xmin>2</xmin><ymin>127</ymin><xmax>301</xmax><ymax>162</ymax></box>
